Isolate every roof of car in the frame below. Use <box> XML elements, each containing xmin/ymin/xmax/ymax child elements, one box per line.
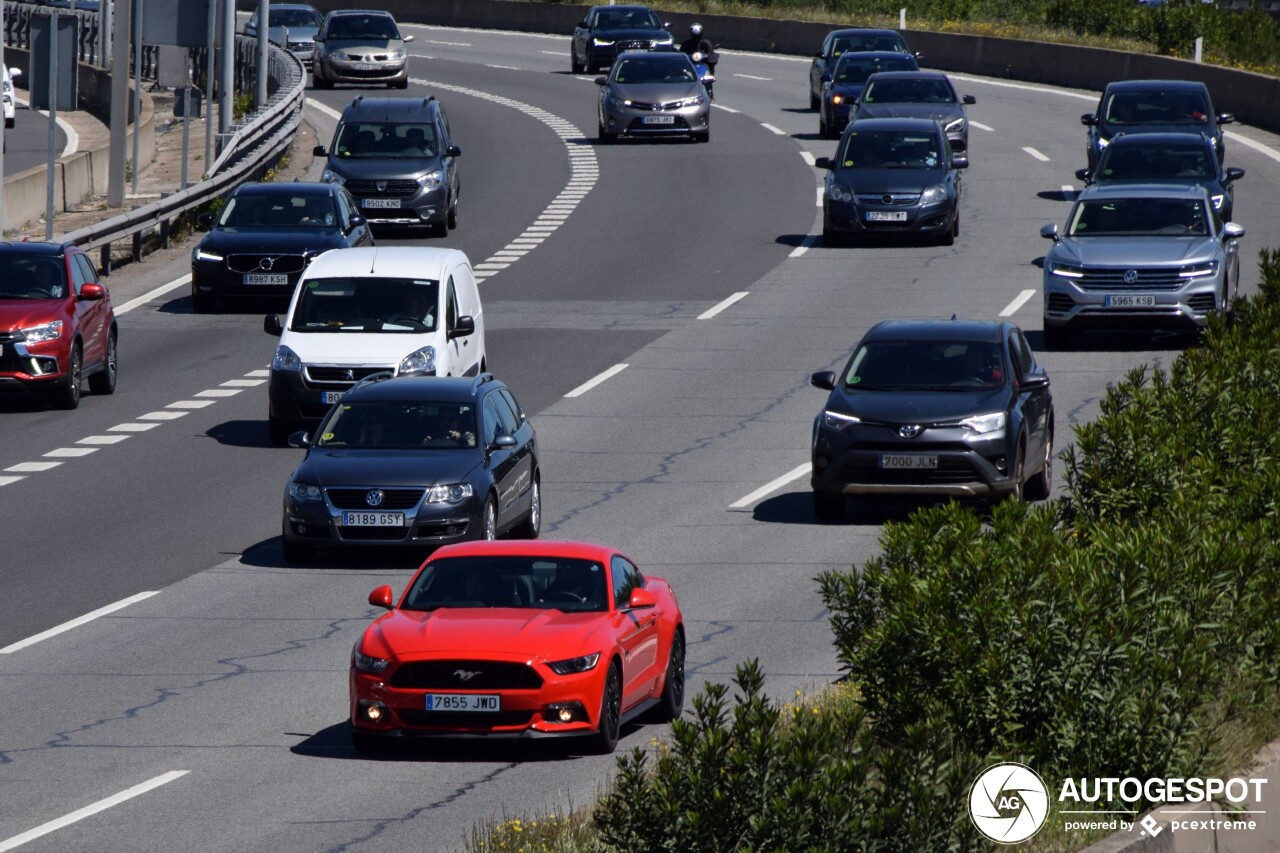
<box><xmin>339</xmin><ymin>96</ymin><xmax>438</xmax><ymax>121</ymax></box>
<box><xmin>304</xmin><ymin>246</ymin><xmax>467</xmax><ymax>280</ymax></box>
<box><xmin>344</xmin><ymin>373</ymin><xmax>503</xmax><ymax>405</ymax></box>
<box><xmin>1107</xmin><ymin>131</ymin><xmax>1214</xmax><ymax>148</ymax></box>
<box><xmin>1105</xmin><ymin>79</ymin><xmax>1210</xmax><ymax>93</ymax></box>
<box><xmin>233</xmin><ymin>181</ymin><xmax>337</xmax><ymax>197</ymax></box>
<box><xmin>1077</xmin><ymin>182</ymin><xmax>1211</xmax><ymax>200</ymax></box>
<box><xmin>834</xmin><ymin>50</ymin><xmax>917</xmax><ymax>63</ymax></box>
<box><xmin>0</xmin><ymin>241</ymin><xmax>69</xmax><ymax>256</ymax></box>
<box><xmin>591</xmin><ymin>4</ymin><xmax>655</xmax><ymax>11</ymax></box>
<box><xmin>328</xmin><ymin>8</ymin><xmax>395</xmax><ymax>17</ymax></box>
<box><xmin>864</xmin><ymin>318</ymin><xmax>1007</xmax><ymax>343</ymax></box>
<box><xmin>827</xmin><ymin>28</ymin><xmax>903</xmax><ymax>37</ymax></box>
<box><xmin>842</xmin><ymin>117</ymin><xmax>945</xmax><ymax>138</ymax></box>
<box><xmin>865</xmin><ymin>70</ymin><xmax>948</xmax><ymax>81</ymax></box>
<box><xmin>428</xmin><ymin>539</ymin><xmax>618</xmax><ymax>563</ymax></box>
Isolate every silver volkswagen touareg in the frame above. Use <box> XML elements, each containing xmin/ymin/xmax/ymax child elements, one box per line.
<box><xmin>1040</xmin><ymin>183</ymin><xmax>1244</xmax><ymax>349</ymax></box>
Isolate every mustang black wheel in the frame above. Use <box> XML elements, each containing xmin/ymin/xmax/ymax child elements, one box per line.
<box><xmin>590</xmin><ymin>663</ymin><xmax>622</xmax><ymax>754</ymax></box>
<box><xmin>651</xmin><ymin>630</ymin><xmax>685</xmax><ymax>722</ymax></box>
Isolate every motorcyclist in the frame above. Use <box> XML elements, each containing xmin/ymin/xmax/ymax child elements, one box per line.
<box><xmin>679</xmin><ymin>23</ymin><xmax>718</xmax><ymax>74</ymax></box>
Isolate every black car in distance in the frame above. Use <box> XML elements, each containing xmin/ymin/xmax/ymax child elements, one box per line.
<box><xmin>190</xmin><ymin>181</ymin><xmax>372</xmax><ymax>312</ymax></box>
<box><xmin>809</xmin><ymin>27</ymin><xmax>915</xmax><ymax>110</ymax></box>
<box><xmin>571</xmin><ymin>4</ymin><xmax>673</xmax><ymax>74</ymax></box>
<box><xmin>1082</xmin><ymin>79</ymin><xmax>1233</xmax><ymax>172</ymax></box>
<box><xmin>281</xmin><ymin>373</ymin><xmax>540</xmax><ymax>563</ymax></box>
<box><xmin>819</xmin><ymin>117</ymin><xmax>965</xmax><ymax>246</ymax></box>
<box><xmin>809</xmin><ymin>319</ymin><xmax>1054</xmax><ymax>519</ymax></box>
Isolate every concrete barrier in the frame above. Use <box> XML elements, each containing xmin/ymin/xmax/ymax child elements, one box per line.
<box><xmin>274</xmin><ymin>0</ymin><xmax>1280</xmax><ymax>135</ymax></box>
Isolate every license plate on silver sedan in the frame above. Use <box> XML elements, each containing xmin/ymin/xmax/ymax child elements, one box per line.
<box><xmin>867</xmin><ymin>211</ymin><xmax>908</xmax><ymax>222</ymax></box>
<box><xmin>880</xmin><ymin>455</ymin><xmax>938</xmax><ymax>469</ymax></box>
<box><xmin>1104</xmin><ymin>294</ymin><xmax>1157</xmax><ymax>307</ymax></box>
<box><xmin>243</xmin><ymin>273</ymin><xmax>288</xmax><ymax>285</ymax></box>
<box><xmin>340</xmin><ymin>511</ymin><xmax>406</xmax><ymax>527</ymax></box>
<box><xmin>352</xmin><ymin>63</ymin><xmax>379</xmax><ymax>71</ymax></box>
<box><xmin>426</xmin><ymin>693</ymin><xmax>500</xmax><ymax>712</ymax></box>
<box><xmin>362</xmin><ymin>198</ymin><xmax>400</xmax><ymax>209</ymax></box>
<box><xmin>642</xmin><ymin>115</ymin><xmax>676</xmax><ymax>125</ymax></box>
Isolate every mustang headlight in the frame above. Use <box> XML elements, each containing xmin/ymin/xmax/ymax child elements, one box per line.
<box><xmin>944</xmin><ymin>117</ymin><xmax>967</xmax><ymax>133</ymax></box>
<box><xmin>398</xmin><ymin>346</ymin><xmax>437</xmax><ymax>375</ymax></box>
<box><xmin>822</xmin><ymin>409</ymin><xmax>861</xmax><ymax>430</ymax></box>
<box><xmin>288</xmin><ymin>481</ymin><xmax>323</xmax><ymax>502</ymax></box>
<box><xmin>1180</xmin><ymin>260</ymin><xmax>1219</xmax><ymax>278</ymax></box>
<box><xmin>320</xmin><ymin>169</ymin><xmax>345</xmax><ymax>185</ymax></box>
<box><xmin>548</xmin><ymin>652</ymin><xmax>601</xmax><ymax>675</ymax></box>
<box><xmin>827</xmin><ymin>183</ymin><xmax>854</xmax><ymax>203</ymax></box>
<box><xmin>920</xmin><ymin>184</ymin><xmax>948</xmax><ymax>205</ymax></box>
<box><xmin>418</xmin><ymin>170</ymin><xmax>443</xmax><ymax>191</ymax></box>
<box><xmin>425</xmin><ymin>483</ymin><xmax>473</xmax><ymax>504</ymax></box>
<box><xmin>20</xmin><ymin>320</ymin><xmax>63</xmax><ymax>343</ymax></box>
<box><xmin>960</xmin><ymin>412</ymin><xmax>1006</xmax><ymax>434</ymax></box>
<box><xmin>1050</xmin><ymin>262</ymin><xmax>1085</xmax><ymax>279</ymax></box>
<box><xmin>592</xmin><ymin>37</ymin><xmax>614</xmax><ymax>46</ymax></box>
<box><xmin>272</xmin><ymin>344</ymin><xmax>303</xmax><ymax>373</ymax></box>
<box><xmin>352</xmin><ymin>644</ymin><xmax>390</xmax><ymax>674</ymax></box>
<box><xmin>194</xmin><ymin>246</ymin><xmax>223</xmax><ymax>263</ymax></box>
<box><xmin>1210</xmin><ymin>194</ymin><xmax>1225</xmax><ymax>211</ymax></box>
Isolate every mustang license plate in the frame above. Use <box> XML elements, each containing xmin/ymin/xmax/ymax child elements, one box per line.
<box><xmin>243</xmin><ymin>273</ymin><xmax>288</xmax><ymax>285</ymax></box>
<box><xmin>362</xmin><ymin>198</ymin><xmax>400</xmax><ymax>208</ymax></box>
<box><xmin>642</xmin><ymin>115</ymin><xmax>676</xmax><ymax>125</ymax></box>
<box><xmin>426</xmin><ymin>693</ymin><xmax>501</xmax><ymax>712</ymax></box>
<box><xmin>340</xmin><ymin>511</ymin><xmax>406</xmax><ymax>527</ymax></box>
<box><xmin>880</xmin><ymin>455</ymin><xmax>938</xmax><ymax>469</ymax></box>
<box><xmin>867</xmin><ymin>210</ymin><xmax>908</xmax><ymax>222</ymax></box>
<box><xmin>1104</xmin><ymin>294</ymin><xmax>1157</xmax><ymax>308</ymax></box>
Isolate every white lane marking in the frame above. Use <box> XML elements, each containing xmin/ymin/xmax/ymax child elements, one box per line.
<box><xmin>44</xmin><ymin>448</ymin><xmax>97</xmax><ymax>457</ymax></box>
<box><xmin>307</xmin><ymin>98</ymin><xmax>343</xmax><ymax>121</ymax></box>
<box><xmin>816</xmin><ymin>186</ymin><xmax>824</xmax><ymax>207</ymax></box>
<box><xmin>730</xmin><ymin>463</ymin><xmax>812</xmax><ymax>509</ymax></box>
<box><xmin>1061</xmin><ymin>184</ymin><xmax>1075</xmax><ymax>198</ymax></box>
<box><xmin>0</xmin><ymin>591</ymin><xmax>161</xmax><ymax>655</ymax></box>
<box><xmin>540</xmin><ymin>50</ymin><xmax>562</xmax><ymax>56</ymax></box>
<box><xmin>426</xmin><ymin>39</ymin><xmax>471</xmax><ymax>46</ymax></box>
<box><xmin>790</xmin><ymin>235</ymin><xmax>819</xmax><ymax>258</ymax></box>
<box><xmin>800</xmin><ymin>151</ymin><xmax>816</xmax><ymax>166</ymax></box>
<box><xmin>5</xmin><ymin>461</ymin><xmax>61</xmax><ymax>473</ymax></box>
<box><xmin>114</xmin><ymin>274</ymin><xmax>192</xmax><ymax>316</ymax></box>
<box><xmin>970</xmin><ymin>121</ymin><xmax>994</xmax><ymax>132</ymax></box>
<box><xmin>1224</xmin><ymin>130</ymin><xmax>1280</xmax><ymax>165</ymax></box>
<box><xmin>29</xmin><ymin>105</ymin><xmax>79</xmax><ymax>157</ymax></box>
<box><xmin>565</xmin><ymin>363</ymin><xmax>629</xmax><ymax>398</ymax></box>
<box><xmin>718</xmin><ymin>48</ymin><xmax>808</xmax><ymax>63</ymax></box>
<box><xmin>949</xmin><ymin>73</ymin><xmax>1096</xmax><ymax>102</ymax></box>
<box><xmin>1000</xmin><ymin>289</ymin><xmax>1037</xmax><ymax>317</ymax></box>
<box><xmin>77</xmin><ymin>435</ymin><xmax>129</xmax><ymax>445</ymax></box>
<box><xmin>221</xmin><ymin>379</ymin><xmax>265</xmax><ymax>387</ymax></box>
<box><xmin>246</xmin><ymin>369</ymin><xmax>270</xmax><ymax>378</ymax></box>
<box><xmin>108</xmin><ymin>423</ymin><xmax>160</xmax><ymax>432</ymax></box>
<box><xmin>0</xmin><ymin>770</ymin><xmax>189</xmax><ymax>851</ymax></box>
<box><xmin>0</xmin><ymin>475</ymin><xmax>25</xmax><ymax>487</ymax></box>
<box><xmin>698</xmin><ymin>292</ymin><xmax>749</xmax><ymax>320</ymax></box>
<box><xmin>1023</xmin><ymin>146</ymin><xmax>1050</xmax><ymax>162</ymax></box>
<box><xmin>167</xmin><ymin>400</ymin><xmax>216</xmax><ymax>409</ymax></box>
<box><xmin>474</xmin><ymin>263</ymin><xmax>512</xmax><ymax>270</ymax></box>
<box><xmin>138</xmin><ymin>411</ymin><xmax>189</xmax><ymax>420</ymax></box>
<box><xmin>194</xmin><ymin>389</ymin><xmax>242</xmax><ymax>398</ymax></box>
<box><xmin>734</xmin><ymin>73</ymin><xmax>772</xmax><ymax>81</ymax></box>
<box><xmin>486</xmin><ymin>64</ymin><xmax>520</xmax><ymax>70</ymax></box>
<box><xmin>761</xmin><ymin>123</ymin><xmax>786</xmax><ymax>136</ymax></box>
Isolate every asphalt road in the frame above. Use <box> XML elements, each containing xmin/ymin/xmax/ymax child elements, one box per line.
<box><xmin>2</xmin><ymin>23</ymin><xmax>1279</xmax><ymax>852</ymax></box>
<box><xmin>3</xmin><ymin>103</ymin><xmax>69</xmax><ymax>175</ymax></box>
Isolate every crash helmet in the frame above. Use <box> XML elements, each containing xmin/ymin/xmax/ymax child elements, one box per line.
<box><xmin>690</xmin><ymin>23</ymin><xmax>703</xmax><ymax>38</ymax></box>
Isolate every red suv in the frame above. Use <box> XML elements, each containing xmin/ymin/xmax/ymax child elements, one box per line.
<box><xmin>0</xmin><ymin>242</ymin><xmax>118</xmax><ymax>409</ymax></box>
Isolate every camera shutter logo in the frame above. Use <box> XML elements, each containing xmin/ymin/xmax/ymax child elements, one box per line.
<box><xmin>969</xmin><ymin>762</ymin><xmax>1050</xmax><ymax>844</ymax></box>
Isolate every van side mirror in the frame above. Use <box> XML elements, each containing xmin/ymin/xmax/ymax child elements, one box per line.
<box><xmin>264</xmin><ymin>314</ymin><xmax>283</xmax><ymax>336</ymax></box>
<box><xmin>449</xmin><ymin>314</ymin><xmax>475</xmax><ymax>339</ymax></box>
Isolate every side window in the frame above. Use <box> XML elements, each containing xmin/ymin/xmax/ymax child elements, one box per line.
<box><xmin>437</xmin><ymin>106</ymin><xmax>452</xmax><ymax>146</ymax></box>
<box><xmin>480</xmin><ymin>395</ymin><xmax>503</xmax><ymax>444</ymax></box>
<box><xmin>336</xmin><ymin>190</ymin><xmax>354</xmax><ymax>225</ymax></box>
<box><xmin>610</xmin><ymin>556</ymin><xmax>644</xmax><ymax>609</ymax></box>
<box><xmin>1009</xmin><ymin>331</ymin><xmax>1033</xmax><ymax>378</ymax></box>
<box><xmin>69</xmin><ymin>255</ymin><xmax>89</xmax><ymax>296</ymax></box>
<box><xmin>446</xmin><ymin>277</ymin><xmax>459</xmax><ymax>331</ymax></box>
<box><xmin>75</xmin><ymin>254</ymin><xmax>98</xmax><ymax>288</ymax></box>
<box><xmin>489</xmin><ymin>390</ymin><xmax>520</xmax><ymax>437</ymax></box>
<box><xmin>498</xmin><ymin>389</ymin><xmax>525</xmax><ymax>425</ymax></box>
<box><xmin>821</xmin><ymin>34</ymin><xmax>833</xmax><ymax>57</ymax></box>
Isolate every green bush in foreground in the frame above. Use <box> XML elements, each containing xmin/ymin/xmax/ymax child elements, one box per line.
<box><xmin>577</xmin><ymin>249</ymin><xmax>1280</xmax><ymax>850</ymax></box>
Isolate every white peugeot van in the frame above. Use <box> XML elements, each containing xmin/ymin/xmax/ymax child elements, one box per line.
<box><xmin>264</xmin><ymin>246</ymin><xmax>485</xmax><ymax>444</ymax></box>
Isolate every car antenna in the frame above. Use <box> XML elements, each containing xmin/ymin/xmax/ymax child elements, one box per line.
<box><xmin>369</xmin><ymin>247</ymin><xmax>377</xmax><ymax>274</ymax></box>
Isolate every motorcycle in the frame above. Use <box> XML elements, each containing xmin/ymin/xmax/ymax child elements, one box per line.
<box><xmin>690</xmin><ymin>50</ymin><xmax>716</xmax><ymax>100</ymax></box>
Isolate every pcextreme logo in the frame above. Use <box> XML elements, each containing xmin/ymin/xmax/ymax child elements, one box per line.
<box><xmin>969</xmin><ymin>762</ymin><xmax>1050</xmax><ymax>844</ymax></box>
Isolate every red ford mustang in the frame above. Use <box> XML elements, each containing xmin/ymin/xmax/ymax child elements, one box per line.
<box><xmin>349</xmin><ymin>539</ymin><xmax>685</xmax><ymax>753</ymax></box>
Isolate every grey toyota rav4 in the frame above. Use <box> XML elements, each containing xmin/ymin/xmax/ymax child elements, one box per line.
<box><xmin>314</xmin><ymin>95</ymin><xmax>461</xmax><ymax>236</ymax></box>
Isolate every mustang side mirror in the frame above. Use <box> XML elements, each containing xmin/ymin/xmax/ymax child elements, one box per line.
<box><xmin>627</xmin><ymin>588</ymin><xmax>657</xmax><ymax>610</ymax></box>
<box><xmin>811</xmin><ymin>370</ymin><xmax>836</xmax><ymax>390</ymax></box>
<box><xmin>264</xmin><ymin>314</ymin><xmax>283</xmax><ymax>336</ymax></box>
<box><xmin>368</xmin><ymin>585</ymin><xmax>393</xmax><ymax>609</ymax></box>
<box><xmin>449</xmin><ymin>315</ymin><xmax>475</xmax><ymax>340</ymax></box>
<box><xmin>1040</xmin><ymin>223</ymin><xmax>1060</xmax><ymax>241</ymax></box>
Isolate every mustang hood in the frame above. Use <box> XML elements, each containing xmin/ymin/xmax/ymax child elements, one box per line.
<box><xmin>840</xmin><ymin>167</ymin><xmax>946</xmax><ymax>194</ymax></box>
<box><xmin>373</xmin><ymin>608</ymin><xmax>605</xmax><ymax>657</ymax></box>
<box><xmin>299</xmin><ymin>450</ymin><xmax>479</xmax><ymax>488</ymax></box>
<box><xmin>842</xmin><ymin>387</ymin><xmax>1008</xmax><ymax>423</ymax></box>
<box><xmin>857</xmin><ymin>102</ymin><xmax>962</xmax><ymax>123</ymax></box>
<box><xmin>1055</xmin><ymin>236</ymin><xmax>1219</xmax><ymax>266</ymax></box>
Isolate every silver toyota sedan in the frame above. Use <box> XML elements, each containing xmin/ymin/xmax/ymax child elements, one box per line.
<box><xmin>596</xmin><ymin>51</ymin><xmax>710</xmax><ymax>143</ymax></box>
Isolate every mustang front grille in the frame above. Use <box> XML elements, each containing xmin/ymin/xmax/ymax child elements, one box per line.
<box><xmin>390</xmin><ymin>660</ymin><xmax>544</xmax><ymax>690</ymax></box>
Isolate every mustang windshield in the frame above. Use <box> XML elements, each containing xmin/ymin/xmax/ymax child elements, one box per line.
<box><xmin>334</xmin><ymin>122</ymin><xmax>438</xmax><ymax>159</ymax></box>
<box><xmin>837</xmin><ymin>131</ymin><xmax>940</xmax><ymax>169</ymax></box>
<box><xmin>403</xmin><ymin>556</ymin><xmax>609</xmax><ymax>612</ymax></box>
<box><xmin>314</xmin><ymin>401</ymin><xmax>476</xmax><ymax>449</ymax></box>
<box><xmin>218</xmin><ymin>194</ymin><xmax>338</xmax><ymax>228</ymax></box>
<box><xmin>845</xmin><ymin>340</ymin><xmax>1005</xmax><ymax>389</ymax></box>
<box><xmin>1105</xmin><ymin>91</ymin><xmax>1211</xmax><ymax>126</ymax></box>
<box><xmin>613</xmin><ymin>57</ymin><xmax>696</xmax><ymax>84</ymax></box>
<box><xmin>1068</xmin><ymin>198</ymin><xmax>1209</xmax><ymax>237</ymax></box>
<box><xmin>863</xmin><ymin>77</ymin><xmax>955</xmax><ymax>104</ymax></box>
<box><xmin>290</xmin><ymin>277</ymin><xmax>439</xmax><ymax>332</ymax></box>
<box><xmin>833</xmin><ymin>54</ymin><xmax>917</xmax><ymax>84</ymax></box>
